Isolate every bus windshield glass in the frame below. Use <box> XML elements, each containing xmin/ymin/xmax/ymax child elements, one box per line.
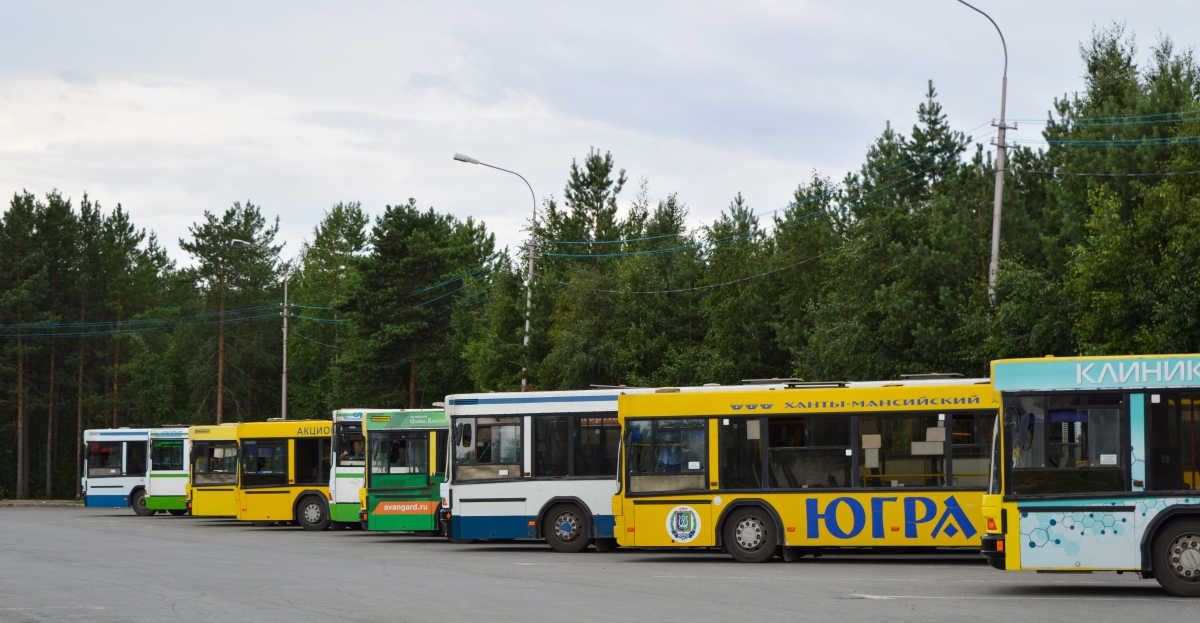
<box><xmin>1006</xmin><ymin>393</ymin><xmax>1125</xmax><ymax>495</ymax></box>
<box><xmin>151</xmin><ymin>440</ymin><xmax>184</xmax><ymax>471</ymax></box>
<box><xmin>192</xmin><ymin>441</ymin><xmax>238</xmax><ymax>485</ymax></box>
<box><xmin>370</xmin><ymin>431</ymin><xmax>428</xmax><ymax>476</ymax></box>
<box><xmin>453</xmin><ymin>416</ymin><xmax>521</xmax><ymax>480</ymax></box>
<box><xmin>87</xmin><ymin>442</ymin><xmax>122</xmax><ymax>477</ymax></box>
<box><xmin>335</xmin><ymin>423</ymin><xmax>365</xmax><ymax>467</ymax></box>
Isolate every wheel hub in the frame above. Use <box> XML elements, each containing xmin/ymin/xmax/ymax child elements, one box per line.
<box><xmin>303</xmin><ymin>504</ymin><xmax>322</xmax><ymax>523</ymax></box>
<box><xmin>734</xmin><ymin>517</ymin><xmax>766</xmax><ymax>550</ymax></box>
<box><xmin>1169</xmin><ymin>533</ymin><xmax>1200</xmax><ymax>581</ymax></box>
<box><xmin>553</xmin><ymin>512</ymin><xmax>580</xmax><ymax>542</ymax></box>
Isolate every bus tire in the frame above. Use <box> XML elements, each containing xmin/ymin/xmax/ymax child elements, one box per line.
<box><xmin>131</xmin><ymin>490</ymin><xmax>156</xmax><ymax>516</ymax></box>
<box><xmin>543</xmin><ymin>504</ymin><xmax>590</xmax><ymax>553</ymax></box>
<box><xmin>167</xmin><ymin>509</ymin><xmax>188</xmax><ymax>516</ymax></box>
<box><xmin>297</xmin><ymin>496</ymin><xmax>331</xmax><ymax>531</ymax></box>
<box><xmin>723</xmin><ymin>507</ymin><xmax>777</xmax><ymax>563</ymax></box>
<box><xmin>1151</xmin><ymin>518</ymin><xmax>1200</xmax><ymax>597</ymax></box>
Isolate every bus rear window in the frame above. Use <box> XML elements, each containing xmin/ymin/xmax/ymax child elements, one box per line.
<box><xmin>87</xmin><ymin>442</ymin><xmax>122</xmax><ymax>478</ymax></box>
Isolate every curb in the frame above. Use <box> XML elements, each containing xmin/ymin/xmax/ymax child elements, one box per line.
<box><xmin>0</xmin><ymin>500</ymin><xmax>86</xmax><ymax>508</ymax></box>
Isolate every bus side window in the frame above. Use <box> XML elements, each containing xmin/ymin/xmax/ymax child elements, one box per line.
<box><xmin>125</xmin><ymin>441</ymin><xmax>148</xmax><ymax>477</ymax></box>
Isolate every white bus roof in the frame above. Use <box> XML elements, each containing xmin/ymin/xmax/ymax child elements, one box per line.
<box><xmin>445</xmin><ymin>384</ymin><xmax>786</xmax><ymax>416</ymax></box>
<box><xmin>83</xmin><ymin>428</ymin><xmax>153</xmax><ymax>440</ymax></box>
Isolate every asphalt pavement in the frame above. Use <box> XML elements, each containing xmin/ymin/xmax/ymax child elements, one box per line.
<box><xmin>0</xmin><ymin>507</ymin><xmax>1192</xmax><ymax>622</ymax></box>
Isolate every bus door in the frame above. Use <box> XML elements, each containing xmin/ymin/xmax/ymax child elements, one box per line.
<box><xmin>331</xmin><ymin>421</ymin><xmax>365</xmax><ymax>517</ymax></box>
<box><xmin>293</xmin><ymin>437</ymin><xmax>332</xmax><ymax>487</ymax></box>
<box><xmin>451</xmin><ymin>416</ymin><xmax>526</xmax><ymax>538</ymax></box>
<box><xmin>1147</xmin><ymin>392</ymin><xmax>1200</xmax><ymax>491</ymax></box>
<box><xmin>369</xmin><ymin>430</ymin><xmax>437</xmax><ymax>528</ymax></box>
<box><xmin>1007</xmin><ymin>393</ymin><xmax>1135</xmax><ymax>569</ymax></box>
<box><xmin>626</xmin><ymin>418</ymin><xmax>713</xmax><ymax>547</ymax></box>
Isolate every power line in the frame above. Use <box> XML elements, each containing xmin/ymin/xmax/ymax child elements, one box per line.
<box><xmin>1019</xmin><ymin>169</ymin><xmax>1200</xmax><ymax>177</ymax></box>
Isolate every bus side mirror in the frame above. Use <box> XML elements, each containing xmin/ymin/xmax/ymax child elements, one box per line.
<box><xmin>454</xmin><ymin>423</ymin><xmax>472</xmax><ymax>447</ymax></box>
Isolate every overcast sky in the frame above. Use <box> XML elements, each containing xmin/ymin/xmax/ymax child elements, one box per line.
<box><xmin>2</xmin><ymin>1</ymin><xmax>1197</xmax><ymax>263</ymax></box>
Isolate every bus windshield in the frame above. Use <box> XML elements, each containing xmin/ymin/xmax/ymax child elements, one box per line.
<box><xmin>453</xmin><ymin>416</ymin><xmax>521</xmax><ymax>480</ymax></box>
<box><xmin>87</xmin><ymin>442</ymin><xmax>122</xmax><ymax>477</ymax></box>
<box><xmin>152</xmin><ymin>440</ymin><xmax>184</xmax><ymax>471</ymax></box>
<box><xmin>370</xmin><ymin>431</ymin><xmax>428</xmax><ymax>476</ymax></box>
<box><xmin>335</xmin><ymin>423</ymin><xmax>365</xmax><ymax>467</ymax></box>
<box><xmin>192</xmin><ymin>441</ymin><xmax>238</xmax><ymax>485</ymax></box>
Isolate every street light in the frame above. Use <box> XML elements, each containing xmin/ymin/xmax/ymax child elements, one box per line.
<box><xmin>454</xmin><ymin>153</ymin><xmax>536</xmax><ymax>392</ymax></box>
<box><xmin>957</xmin><ymin>0</ymin><xmax>1014</xmax><ymax>302</ymax></box>
<box><xmin>232</xmin><ymin>238</ymin><xmax>292</xmax><ymax>419</ymax></box>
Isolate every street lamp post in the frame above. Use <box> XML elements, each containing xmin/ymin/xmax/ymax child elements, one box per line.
<box><xmin>957</xmin><ymin>0</ymin><xmax>1014</xmax><ymax>302</ymax></box>
<box><xmin>233</xmin><ymin>239</ymin><xmax>291</xmax><ymax>419</ymax></box>
<box><xmin>454</xmin><ymin>153</ymin><xmax>536</xmax><ymax>392</ymax></box>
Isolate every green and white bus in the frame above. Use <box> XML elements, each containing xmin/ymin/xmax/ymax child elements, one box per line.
<box><xmin>360</xmin><ymin>409</ymin><xmax>449</xmax><ymax>532</ymax></box>
<box><xmin>145</xmin><ymin>427</ymin><xmax>190</xmax><ymax>515</ymax></box>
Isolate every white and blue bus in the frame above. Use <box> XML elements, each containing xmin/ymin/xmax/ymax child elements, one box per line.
<box><xmin>441</xmin><ymin>384</ymin><xmax>780</xmax><ymax>552</ymax></box>
<box><xmin>83</xmin><ymin>427</ymin><xmax>154</xmax><ymax>515</ymax></box>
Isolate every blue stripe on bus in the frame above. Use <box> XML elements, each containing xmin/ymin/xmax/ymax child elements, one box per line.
<box><xmin>85</xmin><ymin>494</ymin><xmax>130</xmax><ymax>508</ymax></box>
<box><xmin>95</xmin><ymin>432</ymin><xmax>149</xmax><ymax>437</ymax></box>
<box><xmin>453</xmin><ymin>515</ymin><xmax>535</xmax><ymax>539</ymax></box>
<box><xmin>451</xmin><ymin>514</ymin><xmax>617</xmax><ymax>539</ymax></box>
<box><xmin>448</xmin><ymin>395</ymin><xmax>618</xmax><ymax>406</ymax></box>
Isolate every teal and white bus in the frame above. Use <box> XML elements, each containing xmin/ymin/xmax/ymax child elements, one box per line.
<box><xmin>981</xmin><ymin>354</ymin><xmax>1200</xmax><ymax>597</ymax></box>
<box><xmin>83</xmin><ymin>427</ymin><xmax>152</xmax><ymax>515</ymax></box>
<box><xmin>145</xmin><ymin>427</ymin><xmax>191</xmax><ymax>515</ymax></box>
<box><xmin>329</xmin><ymin>410</ymin><xmax>366</xmax><ymax>527</ymax></box>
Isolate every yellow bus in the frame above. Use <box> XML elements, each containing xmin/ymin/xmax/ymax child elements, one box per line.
<box><xmin>187</xmin><ymin>423</ymin><xmax>240</xmax><ymax>517</ymax></box>
<box><xmin>233</xmin><ymin>420</ymin><xmax>334</xmax><ymax>530</ymax></box>
<box><xmin>614</xmin><ymin>377</ymin><xmax>997</xmax><ymax>562</ymax></box>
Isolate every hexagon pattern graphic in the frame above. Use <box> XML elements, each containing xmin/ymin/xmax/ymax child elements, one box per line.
<box><xmin>1019</xmin><ymin>497</ymin><xmax>1196</xmax><ymax>569</ymax></box>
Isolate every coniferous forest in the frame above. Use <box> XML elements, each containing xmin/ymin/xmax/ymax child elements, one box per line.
<box><xmin>4</xmin><ymin>27</ymin><xmax>1200</xmax><ymax>498</ymax></box>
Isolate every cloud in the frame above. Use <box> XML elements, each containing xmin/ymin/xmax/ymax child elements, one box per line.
<box><xmin>56</xmin><ymin>69</ymin><xmax>95</xmax><ymax>84</ymax></box>
<box><xmin>2</xmin><ymin>0</ymin><xmax>1199</xmax><ymax>266</ymax></box>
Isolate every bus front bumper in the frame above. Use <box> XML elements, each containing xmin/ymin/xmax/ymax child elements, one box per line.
<box><xmin>981</xmin><ymin>534</ymin><xmax>1006</xmax><ymax>570</ymax></box>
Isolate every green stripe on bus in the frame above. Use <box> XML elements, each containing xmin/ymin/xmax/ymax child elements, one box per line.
<box><xmin>149</xmin><ymin>473</ymin><xmax>189</xmax><ymax>478</ymax></box>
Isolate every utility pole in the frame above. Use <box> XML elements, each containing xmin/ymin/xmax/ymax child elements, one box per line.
<box><xmin>957</xmin><ymin>0</ymin><xmax>1015</xmax><ymax>302</ymax></box>
<box><xmin>217</xmin><ymin>258</ymin><xmax>226</xmax><ymax>424</ymax></box>
<box><xmin>231</xmin><ymin>239</ymin><xmax>290</xmax><ymax>419</ymax></box>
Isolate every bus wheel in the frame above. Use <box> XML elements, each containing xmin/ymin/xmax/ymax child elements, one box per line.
<box><xmin>297</xmin><ymin>496</ymin><xmax>331</xmax><ymax>531</ymax></box>
<box><xmin>1152</xmin><ymin>518</ymin><xmax>1200</xmax><ymax>597</ymax></box>
<box><xmin>131</xmin><ymin>490</ymin><xmax>156</xmax><ymax>517</ymax></box>
<box><xmin>724</xmin><ymin>507</ymin><xmax>777</xmax><ymax>563</ymax></box>
<box><xmin>544</xmin><ymin>504</ymin><xmax>590</xmax><ymax>553</ymax></box>
<box><xmin>167</xmin><ymin>509</ymin><xmax>188</xmax><ymax>516</ymax></box>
